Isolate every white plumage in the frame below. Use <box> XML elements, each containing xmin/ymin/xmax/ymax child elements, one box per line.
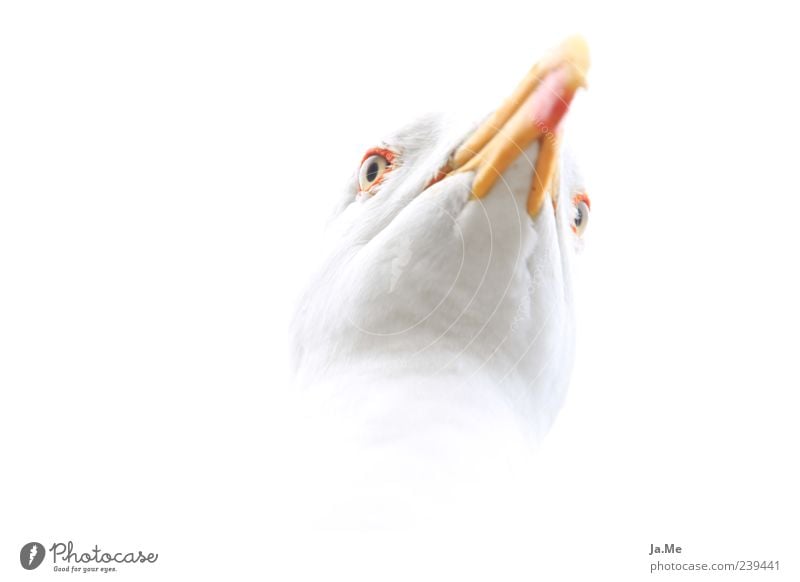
<box><xmin>289</xmin><ymin>40</ymin><xmax>590</xmax><ymax>527</ymax></box>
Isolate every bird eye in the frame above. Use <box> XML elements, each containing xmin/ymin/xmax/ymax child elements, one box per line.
<box><xmin>572</xmin><ymin>193</ymin><xmax>591</xmax><ymax>236</ymax></box>
<box><xmin>358</xmin><ymin>151</ymin><xmax>392</xmax><ymax>192</ymax></box>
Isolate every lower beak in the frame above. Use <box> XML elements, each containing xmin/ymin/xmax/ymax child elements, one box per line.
<box><xmin>449</xmin><ymin>36</ymin><xmax>590</xmax><ymax>216</ymax></box>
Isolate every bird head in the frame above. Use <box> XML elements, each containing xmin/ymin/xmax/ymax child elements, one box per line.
<box><xmin>291</xmin><ymin>37</ymin><xmax>591</xmax><ymax>436</ymax></box>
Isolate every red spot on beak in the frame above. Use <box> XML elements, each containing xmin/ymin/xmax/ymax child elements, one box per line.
<box><xmin>526</xmin><ymin>66</ymin><xmax>578</xmax><ymax>134</ymax></box>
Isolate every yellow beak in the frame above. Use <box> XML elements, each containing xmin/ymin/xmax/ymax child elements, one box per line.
<box><xmin>449</xmin><ymin>36</ymin><xmax>590</xmax><ymax>216</ymax></box>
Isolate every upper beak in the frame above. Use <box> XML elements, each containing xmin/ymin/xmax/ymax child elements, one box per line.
<box><xmin>449</xmin><ymin>36</ymin><xmax>590</xmax><ymax>216</ymax></box>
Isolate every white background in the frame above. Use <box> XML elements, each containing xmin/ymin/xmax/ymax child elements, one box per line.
<box><xmin>1</xmin><ymin>1</ymin><xmax>798</xmax><ymax>580</ymax></box>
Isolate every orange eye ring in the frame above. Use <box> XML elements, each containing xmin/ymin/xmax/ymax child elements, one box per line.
<box><xmin>360</xmin><ymin>147</ymin><xmax>396</xmax><ymax>166</ymax></box>
<box><xmin>357</xmin><ymin>148</ymin><xmax>396</xmax><ymax>193</ymax></box>
<box><xmin>573</xmin><ymin>192</ymin><xmax>591</xmax><ymax>210</ymax></box>
<box><xmin>571</xmin><ymin>192</ymin><xmax>591</xmax><ymax>235</ymax></box>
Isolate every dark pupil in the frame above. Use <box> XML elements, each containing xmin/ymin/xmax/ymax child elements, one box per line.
<box><xmin>574</xmin><ymin>206</ymin><xmax>583</xmax><ymax>227</ymax></box>
<box><xmin>366</xmin><ymin>161</ymin><xmax>380</xmax><ymax>183</ymax></box>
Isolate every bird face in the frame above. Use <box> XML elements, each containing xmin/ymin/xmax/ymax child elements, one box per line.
<box><xmin>291</xmin><ymin>38</ymin><xmax>590</xmax><ymax>435</ymax></box>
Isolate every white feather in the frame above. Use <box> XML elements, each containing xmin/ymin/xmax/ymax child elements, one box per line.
<box><xmin>289</xmin><ymin>113</ymin><xmax>585</xmax><ymax>527</ymax></box>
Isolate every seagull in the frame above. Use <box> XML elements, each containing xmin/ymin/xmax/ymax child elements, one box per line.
<box><xmin>288</xmin><ymin>37</ymin><xmax>591</xmax><ymax>526</ymax></box>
